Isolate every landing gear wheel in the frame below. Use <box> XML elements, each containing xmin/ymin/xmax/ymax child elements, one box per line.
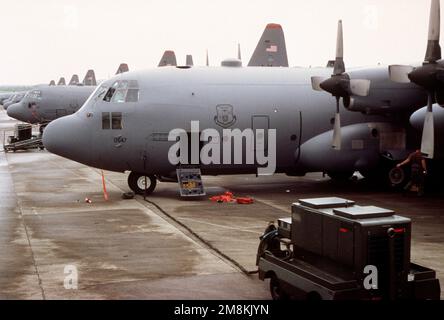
<box><xmin>269</xmin><ymin>276</ymin><xmax>287</xmax><ymax>300</ymax></box>
<box><xmin>389</xmin><ymin>167</ymin><xmax>406</xmax><ymax>187</ymax></box>
<box><xmin>128</xmin><ymin>172</ymin><xmax>157</xmax><ymax>195</ymax></box>
<box><xmin>39</xmin><ymin>125</ymin><xmax>46</xmax><ymax>135</ymax></box>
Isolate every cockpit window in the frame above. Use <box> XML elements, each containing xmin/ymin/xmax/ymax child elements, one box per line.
<box><xmin>27</xmin><ymin>90</ymin><xmax>42</xmax><ymax>99</ymax></box>
<box><xmin>111</xmin><ymin>89</ymin><xmax>126</xmax><ymax>103</ymax></box>
<box><xmin>103</xmin><ymin>80</ymin><xmax>139</xmax><ymax>103</ymax></box>
<box><xmin>95</xmin><ymin>86</ymin><xmax>108</xmax><ymax>100</ymax></box>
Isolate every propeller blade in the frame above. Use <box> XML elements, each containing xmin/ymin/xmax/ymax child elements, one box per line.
<box><xmin>332</xmin><ymin>97</ymin><xmax>341</xmax><ymax>150</ymax></box>
<box><xmin>388</xmin><ymin>65</ymin><xmax>415</xmax><ymax>83</ymax></box>
<box><xmin>421</xmin><ymin>93</ymin><xmax>435</xmax><ymax>158</ymax></box>
<box><xmin>349</xmin><ymin>79</ymin><xmax>371</xmax><ymax>97</ymax></box>
<box><xmin>332</xmin><ymin>113</ymin><xmax>342</xmax><ymax>150</ymax></box>
<box><xmin>333</xmin><ymin>20</ymin><xmax>345</xmax><ymax>75</ymax></box>
<box><xmin>425</xmin><ymin>0</ymin><xmax>441</xmax><ymax>62</ymax></box>
<box><xmin>206</xmin><ymin>50</ymin><xmax>209</xmax><ymax>67</ymax></box>
<box><xmin>311</xmin><ymin>76</ymin><xmax>326</xmax><ymax>91</ymax></box>
<box><xmin>421</xmin><ymin>110</ymin><xmax>435</xmax><ymax>158</ymax></box>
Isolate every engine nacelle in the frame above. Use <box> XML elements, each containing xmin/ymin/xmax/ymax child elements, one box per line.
<box><xmin>345</xmin><ymin>67</ymin><xmax>427</xmax><ymax>114</ymax></box>
<box><xmin>345</xmin><ymin>93</ymin><xmax>426</xmax><ymax>114</ymax></box>
<box><xmin>297</xmin><ymin>122</ymin><xmax>406</xmax><ymax>173</ymax></box>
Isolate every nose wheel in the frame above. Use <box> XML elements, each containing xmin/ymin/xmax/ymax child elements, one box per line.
<box><xmin>128</xmin><ymin>172</ymin><xmax>157</xmax><ymax>195</ymax></box>
<box><xmin>39</xmin><ymin>124</ymin><xmax>47</xmax><ymax>135</ymax></box>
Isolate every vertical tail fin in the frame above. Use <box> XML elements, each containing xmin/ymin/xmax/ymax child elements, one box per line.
<box><xmin>158</xmin><ymin>50</ymin><xmax>177</xmax><ymax>67</ymax></box>
<box><xmin>83</xmin><ymin>70</ymin><xmax>97</xmax><ymax>86</ymax></box>
<box><xmin>49</xmin><ymin>80</ymin><xmax>56</xmax><ymax>86</ymax></box>
<box><xmin>186</xmin><ymin>55</ymin><xmax>194</xmax><ymax>66</ymax></box>
<box><xmin>57</xmin><ymin>77</ymin><xmax>66</xmax><ymax>86</ymax></box>
<box><xmin>69</xmin><ymin>74</ymin><xmax>79</xmax><ymax>85</ymax></box>
<box><xmin>116</xmin><ymin>63</ymin><xmax>129</xmax><ymax>75</ymax></box>
<box><xmin>248</xmin><ymin>23</ymin><xmax>289</xmax><ymax>67</ymax></box>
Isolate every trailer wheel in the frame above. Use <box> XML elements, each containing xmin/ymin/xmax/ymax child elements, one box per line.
<box><xmin>269</xmin><ymin>276</ymin><xmax>287</xmax><ymax>300</ymax></box>
<box><xmin>128</xmin><ymin>172</ymin><xmax>157</xmax><ymax>195</ymax></box>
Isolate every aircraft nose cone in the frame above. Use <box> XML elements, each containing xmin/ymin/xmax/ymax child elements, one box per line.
<box><xmin>43</xmin><ymin>114</ymin><xmax>91</xmax><ymax>165</ymax></box>
<box><xmin>6</xmin><ymin>103</ymin><xmax>22</xmax><ymax>120</ymax></box>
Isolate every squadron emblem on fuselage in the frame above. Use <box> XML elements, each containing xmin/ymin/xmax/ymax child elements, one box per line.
<box><xmin>214</xmin><ymin>104</ymin><xmax>236</xmax><ymax>128</ymax></box>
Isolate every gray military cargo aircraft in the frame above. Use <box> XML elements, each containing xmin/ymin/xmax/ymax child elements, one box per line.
<box><xmin>6</xmin><ymin>69</ymin><xmax>100</xmax><ymax>127</ymax></box>
<box><xmin>7</xmin><ymin>53</ymin><xmax>175</xmax><ymax>127</ymax></box>
<box><xmin>42</xmin><ymin>15</ymin><xmax>431</xmax><ymax>196</ymax></box>
<box><xmin>2</xmin><ymin>92</ymin><xmax>26</xmax><ymax>110</ymax></box>
<box><xmin>7</xmin><ymin>65</ymin><xmax>128</xmax><ymax>128</ymax></box>
<box><xmin>0</xmin><ymin>92</ymin><xmax>14</xmax><ymax>105</ymax></box>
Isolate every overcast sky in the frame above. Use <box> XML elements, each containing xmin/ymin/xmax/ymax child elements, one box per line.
<box><xmin>0</xmin><ymin>0</ymin><xmax>440</xmax><ymax>85</ymax></box>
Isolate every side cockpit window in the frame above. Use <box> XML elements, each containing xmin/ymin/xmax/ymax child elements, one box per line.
<box><xmin>103</xmin><ymin>80</ymin><xmax>139</xmax><ymax>103</ymax></box>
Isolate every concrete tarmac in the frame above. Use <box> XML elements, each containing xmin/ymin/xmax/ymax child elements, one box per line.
<box><xmin>0</xmin><ymin>107</ymin><xmax>442</xmax><ymax>299</ymax></box>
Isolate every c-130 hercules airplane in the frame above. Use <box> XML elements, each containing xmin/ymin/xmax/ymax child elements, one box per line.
<box><xmin>43</xmin><ymin>1</ymin><xmax>442</xmax><ymax>196</ymax></box>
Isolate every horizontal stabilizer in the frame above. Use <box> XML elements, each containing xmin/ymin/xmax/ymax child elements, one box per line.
<box><xmin>248</xmin><ymin>23</ymin><xmax>289</xmax><ymax>67</ymax></box>
<box><xmin>69</xmin><ymin>74</ymin><xmax>79</xmax><ymax>85</ymax></box>
<box><xmin>83</xmin><ymin>70</ymin><xmax>97</xmax><ymax>86</ymax></box>
<box><xmin>158</xmin><ymin>50</ymin><xmax>177</xmax><ymax>67</ymax></box>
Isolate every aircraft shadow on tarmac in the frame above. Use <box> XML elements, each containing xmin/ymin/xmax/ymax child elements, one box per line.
<box><xmin>145</xmin><ymin>174</ymin><xmax>444</xmax><ymax>202</ymax></box>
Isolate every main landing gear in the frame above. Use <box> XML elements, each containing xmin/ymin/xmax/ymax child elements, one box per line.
<box><xmin>128</xmin><ymin>172</ymin><xmax>157</xmax><ymax>195</ymax></box>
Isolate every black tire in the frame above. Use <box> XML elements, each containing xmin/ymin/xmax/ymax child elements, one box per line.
<box><xmin>388</xmin><ymin>166</ymin><xmax>408</xmax><ymax>187</ymax></box>
<box><xmin>361</xmin><ymin>165</ymin><xmax>409</xmax><ymax>188</ymax></box>
<box><xmin>128</xmin><ymin>172</ymin><xmax>157</xmax><ymax>195</ymax></box>
<box><xmin>269</xmin><ymin>276</ymin><xmax>287</xmax><ymax>300</ymax></box>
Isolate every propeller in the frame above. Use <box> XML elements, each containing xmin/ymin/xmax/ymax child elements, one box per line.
<box><xmin>388</xmin><ymin>0</ymin><xmax>442</xmax><ymax>158</ymax></box>
<box><xmin>311</xmin><ymin>20</ymin><xmax>371</xmax><ymax>150</ymax></box>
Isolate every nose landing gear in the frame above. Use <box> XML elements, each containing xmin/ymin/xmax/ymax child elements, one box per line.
<box><xmin>128</xmin><ymin>172</ymin><xmax>157</xmax><ymax>195</ymax></box>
